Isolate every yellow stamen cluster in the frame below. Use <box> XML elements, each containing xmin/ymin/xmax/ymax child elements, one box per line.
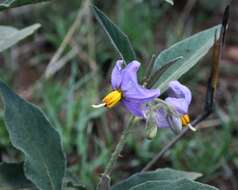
<box><xmin>102</xmin><ymin>90</ymin><xmax>122</xmax><ymax>108</ymax></box>
<box><xmin>180</xmin><ymin>114</ymin><xmax>190</xmax><ymax>126</ymax></box>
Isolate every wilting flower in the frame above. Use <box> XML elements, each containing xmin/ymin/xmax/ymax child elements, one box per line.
<box><xmin>92</xmin><ymin>60</ymin><xmax>160</xmax><ymax>117</ymax></box>
<box><xmin>154</xmin><ymin>81</ymin><xmax>195</xmax><ymax>134</ymax></box>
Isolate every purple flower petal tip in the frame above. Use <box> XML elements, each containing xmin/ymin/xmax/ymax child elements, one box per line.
<box><xmin>165</xmin><ymin>80</ymin><xmax>192</xmax><ymax>114</ymax></box>
<box><xmin>111</xmin><ymin>60</ymin><xmax>124</xmax><ymax>89</ymax></box>
<box><xmin>168</xmin><ymin>80</ymin><xmax>192</xmax><ymax>104</ymax></box>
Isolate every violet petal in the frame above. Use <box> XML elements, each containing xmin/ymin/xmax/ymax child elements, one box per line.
<box><xmin>155</xmin><ymin>108</ymin><xmax>170</xmax><ymax>128</ymax></box>
<box><xmin>167</xmin><ymin>115</ymin><xmax>182</xmax><ymax>134</ymax></box>
<box><xmin>111</xmin><ymin>60</ymin><xmax>123</xmax><ymax>89</ymax></box>
<box><xmin>167</xmin><ymin>80</ymin><xmax>192</xmax><ymax>105</ymax></box>
<box><xmin>122</xmin><ymin>99</ymin><xmax>145</xmax><ymax>117</ymax></box>
<box><xmin>165</xmin><ymin>97</ymin><xmax>189</xmax><ymax>114</ymax></box>
<box><xmin>120</xmin><ymin>60</ymin><xmax>160</xmax><ymax>102</ymax></box>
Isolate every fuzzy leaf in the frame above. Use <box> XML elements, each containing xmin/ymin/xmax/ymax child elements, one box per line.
<box><xmin>0</xmin><ymin>81</ymin><xmax>66</xmax><ymax>190</ymax></box>
<box><xmin>112</xmin><ymin>168</ymin><xmax>202</xmax><ymax>190</ymax></box>
<box><xmin>153</xmin><ymin>25</ymin><xmax>221</xmax><ymax>93</ymax></box>
<box><xmin>0</xmin><ymin>162</ymin><xmax>86</xmax><ymax>190</ymax></box>
<box><xmin>0</xmin><ymin>162</ymin><xmax>36</xmax><ymax>190</ymax></box>
<box><xmin>130</xmin><ymin>178</ymin><xmax>218</xmax><ymax>190</ymax></box>
<box><xmin>0</xmin><ymin>0</ymin><xmax>49</xmax><ymax>10</ymax></box>
<box><xmin>92</xmin><ymin>5</ymin><xmax>136</xmax><ymax>64</ymax></box>
<box><xmin>63</xmin><ymin>171</ymin><xmax>87</xmax><ymax>190</ymax></box>
<box><xmin>0</xmin><ymin>24</ymin><xmax>40</xmax><ymax>52</ymax></box>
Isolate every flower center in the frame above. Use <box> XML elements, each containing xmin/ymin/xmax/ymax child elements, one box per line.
<box><xmin>103</xmin><ymin>90</ymin><xmax>122</xmax><ymax>108</ymax></box>
<box><xmin>180</xmin><ymin>114</ymin><xmax>190</xmax><ymax>126</ymax></box>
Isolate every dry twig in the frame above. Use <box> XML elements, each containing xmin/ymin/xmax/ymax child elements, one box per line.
<box><xmin>45</xmin><ymin>0</ymin><xmax>90</xmax><ymax>78</ymax></box>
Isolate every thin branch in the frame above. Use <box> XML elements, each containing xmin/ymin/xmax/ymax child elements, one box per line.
<box><xmin>70</xmin><ymin>41</ymin><xmax>97</xmax><ymax>73</ymax></box>
<box><xmin>45</xmin><ymin>0</ymin><xmax>90</xmax><ymax>78</ymax></box>
<box><xmin>48</xmin><ymin>48</ymin><xmax>78</xmax><ymax>74</ymax></box>
<box><xmin>141</xmin><ymin>113</ymin><xmax>208</xmax><ymax>172</ymax></box>
<box><xmin>97</xmin><ymin>117</ymin><xmax>135</xmax><ymax>190</ymax></box>
<box><xmin>180</xmin><ymin>0</ymin><xmax>197</xmax><ymax>24</ymax></box>
<box><xmin>86</xmin><ymin>3</ymin><xmax>97</xmax><ymax>73</ymax></box>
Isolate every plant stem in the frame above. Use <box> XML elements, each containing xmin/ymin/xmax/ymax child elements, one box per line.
<box><xmin>97</xmin><ymin>117</ymin><xmax>135</xmax><ymax>190</ymax></box>
<box><xmin>141</xmin><ymin>113</ymin><xmax>209</xmax><ymax>172</ymax></box>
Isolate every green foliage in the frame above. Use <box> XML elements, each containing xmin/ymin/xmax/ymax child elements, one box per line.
<box><xmin>0</xmin><ymin>0</ymin><xmax>49</xmax><ymax>10</ymax></box>
<box><xmin>41</xmin><ymin>69</ymin><xmax>106</xmax><ymax>189</ymax></box>
<box><xmin>0</xmin><ymin>162</ymin><xmax>36</xmax><ymax>189</ymax></box>
<box><xmin>112</xmin><ymin>168</ymin><xmax>217</xmax><ymax>190</ymax></box>
<box><xmin>0</xmin><ymin>24</ymin><xmax>40</xmax><ymax>52</ymax></box>
<box><xmin>117</xmin><ymin>0</ymin><xmax>155</xmax><ymax>57</ymax></box>
<box><xmin>0</xmin><ymin>115</ymin><xmax>10</xmax><ymax>146</ymax></box>
<box><xmin>0</xmin><ymin>162</ymin><xmax>87</xmax><ymax>190</ymax></box>
<box><xmin>170</xmin><ymin>123</ymin><xmax>231</xmax><ymax>176</ymax></box>
<box><xmin>0</xmin><ymin>1</ymin><xmax>233</xmax><ymax>190</ymax></box>
<box><xmin>153</xmin><ymin>25</ymin><xmax>221</xmax><ymax>93</ymax></box>
<box><xmin>0</xmin><ymin>81</ymin><xmax>66</xmax><ymax>190</ymax></box>
<box><xmin>130</xmin><ymin>179</ymin><xmax>218</xmax><ymax>190</ymax></box>
<box><xmin>92</xmin><ymin>5</ymin><xmax>136</xmax><ymax>64</ymax></box>
<box><xmin>63</xmin><ymin>171</ymin><xmax>87</xmax><ymax>190</ymax></box>
<box><xmin>112</xmin><ymin>168</ymin><xmax>202</xmax><ymax>190</ymax></box>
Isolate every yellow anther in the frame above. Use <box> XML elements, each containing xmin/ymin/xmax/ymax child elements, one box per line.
<box><xmin>180</xmin><ymin>114</ymin><xmax>190</xmax><ymax>126</ymax></box>
<box><xmin>180</xmin><ymin>114</ymin><xmax>196</xmax><ymax>131</ymax></box>
<box><xmin>102</xmin><ymin>90</ymin><xmax>122</xmax><ymax>108</ymax></box>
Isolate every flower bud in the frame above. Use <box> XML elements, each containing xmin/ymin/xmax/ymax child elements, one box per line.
<box><xmin>167</xmin><ymin>115</ymin><xmax>182</xmax><ymax>134</ymax></box>
<box><xmin>146</xmin><ymin>124</ymin><xmax>158</xmax><ymax>140</ymax></box>
<box><xmin>145</xmin><ymin>111</ymin><xmax>158</xmax><ymax>140</ymax></box>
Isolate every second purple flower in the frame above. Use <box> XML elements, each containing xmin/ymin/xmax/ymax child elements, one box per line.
<box><xmin>154</xmin><ymin>81</ymin><xmax>195</xmax><ymax>134</ymax></box>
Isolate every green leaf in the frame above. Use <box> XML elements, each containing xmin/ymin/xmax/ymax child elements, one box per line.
<box><xmin>0</xmin><ymin>0</ymin><xmax>49</xmax><ymax>11</ymax></box>
<box><xmin>0</xmin><ymin>162</ymin><xmax>86</xmax><ymax>190</ymax></box>
<box><xmin>0</xmin><ymin>162</ymin><xmax>36</xmax><ymax>190</ymax></box>
<box><xmin>0</xmin><ymin>81</ymin><xmax>66</xmax><ymax>190</ymax></box>
<box><xmin>112</xmin><ymin>168</ymin><xmax>202</xmax><ymax>190</ymax></box>
<box><xmin>153</xmin><ymin>25</ymin><xmax>221</xmax><ymax>93</ymax></box>
<box><xmin>130</xmin><ymin>179</ymin><xmax>218</xmax><ymax>190</ymax></box>
<box><xmin>63</xmin><ymin>171</ymin><xmax>87</xmax><ymax>190</ymax></box>
<box><xmin>92</xmin><ymin>5</ymin><xmax>136</xmax><ymax>64</ymax></box>
<box><xmin>0</xmin><ymin>24</ymin><xmax>41</xmax><ymax>52</ymax></box>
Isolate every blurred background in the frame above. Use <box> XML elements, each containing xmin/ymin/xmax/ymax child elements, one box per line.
<box><xmin>0</xmin><ymin>0</ymin><xmax>237</xmax><ymax>189</ymax></box>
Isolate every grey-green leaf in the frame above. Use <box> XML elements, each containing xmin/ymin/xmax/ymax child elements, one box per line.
<box><xmin>0</xmin><ymin>24</ymin><xmax>41</xmax><ymax>52</ymax></box>
<box><xmin>0</xmin><ymin>81</ymin><xmax>66</xmax><ymax>190</ymax></box>
<box><xmin>0</xmin><ymin>162</ymin><xmax>86</xmax><ymax>190</ymax></box>
<box><xmin>63</xmin><ymin>171</ymin><xmax>87</xmax><ymax>190</ymax></box>
<box><xmin>112</xmin><ymin>168</ymin><xmax>202</xmax><ymax>190</ymax></box>
<box><xmin>0</xmin><ymin>162</ymin><xmax>36</xmax><ymax>190</ymax></box>
<box><xmin>92</xmin><ymin>5</ymin><xmax>136</xmax><ymax>64</ymax></box>
<box><xmin>153</xmin><ymin>25</ymin><xmax>221</xmax><ymax>93</ymax></box>
<box><xmin>0</xmin><ymin>0</ymin><xmax>49</xmax><ymax>11</ymax></box>
<box><xmin>130</xmin><ymin>179</ymin><xmax>218</xmax><ymax>190</ymax></box>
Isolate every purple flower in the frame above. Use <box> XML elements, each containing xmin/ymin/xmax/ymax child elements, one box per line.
<box><xmin>155</xmin><ymin>81</ymin><xmax>194</xmax><ymax>133</ymax></box>
<box><xmin>92</xmin><ymin>60</ymin><xmax>160</xmax><ymax>117</ymax></box>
